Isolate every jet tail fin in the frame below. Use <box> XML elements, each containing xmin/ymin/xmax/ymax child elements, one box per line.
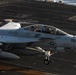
<box><xmin>0</xmin><ymin>22</ymin><xmax>21</xmax><ymax>30</ymax></box>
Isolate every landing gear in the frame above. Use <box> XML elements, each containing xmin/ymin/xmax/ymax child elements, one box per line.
<box><xmin>44</xmin><ymin>51</ymin><xmax>53</xmax><ymax>65</ymax></box>
<box><xmin>36</xmin><ymin>47</ymin><xmax>54</xmax><ymax>65</ymax></box>
<box><xmin>44</xmin><ymin>58</ymin><xmax>52</xmax><ymax>65</ymax></box>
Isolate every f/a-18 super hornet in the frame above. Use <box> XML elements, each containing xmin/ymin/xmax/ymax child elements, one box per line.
<box><xmin>0</xmin><ymin>22</ymin><xmax>76</xmax><ymax>65</ymax></box>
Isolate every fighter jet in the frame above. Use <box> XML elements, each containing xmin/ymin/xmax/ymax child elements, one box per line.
<box><xmin>0</xmin><ymin>22</ymin><xmax>76</xmax><ymax>65</ymax></box>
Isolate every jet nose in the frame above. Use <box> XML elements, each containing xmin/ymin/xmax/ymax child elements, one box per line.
<box><xmin>0</xmin><ymin>51</ymin><xmax>20</xmax><ymax>60</ymax></box>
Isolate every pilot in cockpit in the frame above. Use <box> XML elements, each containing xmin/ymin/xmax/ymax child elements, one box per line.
<box><xmin>30</xmin><ymin>25</ymin><xmax>56</xmax><ymax>34</ymax></box>
<box><xmin>38</xmin><ymin>26</ymin><xmax>46</xmax><ymax>32</ymax></box>
<box><xmin>45</xmin><ymin>27</ymin><xmax>56</xmax><ymax>34</ymax></box>
<box><xmin>30</xmin><ymin>26</ymin><xmax>36</xmax><ymax>31</ymax></box>
<box><xmin>30</xmin><ymin>25</ymin><xmax>51</xmax><ymax>33</ymax></box>
<box><xmin>37</xmin><ymin>25</ymin><xmax>52</xmax><ymax>33</ymax></box>
<box><xmin>46</xmin><ymin>28</ymin><xmax>52</xmax><ymax>33</ymax></box>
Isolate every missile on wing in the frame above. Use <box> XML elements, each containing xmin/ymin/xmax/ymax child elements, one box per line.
<box><xmin>0</xmin><ymin>51</ymin><xmax>20</xmax><ymax>60</ymax></box>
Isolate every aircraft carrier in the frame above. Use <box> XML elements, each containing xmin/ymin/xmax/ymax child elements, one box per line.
<box><xmin>0</xmin><ymin>0</ymin><xmax>76</xmax><ymax>75</ymax></box>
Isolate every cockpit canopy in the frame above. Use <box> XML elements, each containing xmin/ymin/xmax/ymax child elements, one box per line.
<box><xmin>24</xmin><ymin>24</ymin><xmax>68</xmax><ymax>35</ymax></box>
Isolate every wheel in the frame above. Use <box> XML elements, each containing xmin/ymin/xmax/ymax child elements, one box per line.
<box><xmin>44</xmin><ymin>59</ymin><xmax>50</xmax><ymax>65</ymax></box>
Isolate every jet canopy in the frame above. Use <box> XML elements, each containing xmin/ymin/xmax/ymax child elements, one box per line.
<box><xmin>24</xmin><ymin>24</ymin><xmax>68</xmax><ymax>35</ymax></box>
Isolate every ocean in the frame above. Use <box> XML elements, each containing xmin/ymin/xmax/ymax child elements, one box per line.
<box><xmin>62</xmin><ymin>0</ymin><xmax>76</xmax><ymax>6</ymax></box>
<box><xmin>37</xmin><ymin>0</ymin><xmax>76</xmax><ymax>6</ymax></box>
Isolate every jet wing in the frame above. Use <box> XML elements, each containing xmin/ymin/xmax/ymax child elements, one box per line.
<box><xmin>0</xmin><ymin>22</ymin><xmax>21</xmax><ymax>30</ymax></box>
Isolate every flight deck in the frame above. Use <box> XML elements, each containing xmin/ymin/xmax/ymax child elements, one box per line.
<box><xmin>0</xmin><ymin>0</ymin><xmax>76</xmax><ymax>75</ymax></box>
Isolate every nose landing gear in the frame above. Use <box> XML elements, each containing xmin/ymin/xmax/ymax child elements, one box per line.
<box><xmin>36</xmin><ymin>47</ymin><xmax>54</xmax><ymax>65</ymax></box>
<box><xmin>44</xmin><ymin>51</ymin><xmax>53</xmax><ymax>65</ymax></box>
<box><xmin>44</xmin><ymin>58</ymin><xmax>52</xmax><ymax>65</ymax></box>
